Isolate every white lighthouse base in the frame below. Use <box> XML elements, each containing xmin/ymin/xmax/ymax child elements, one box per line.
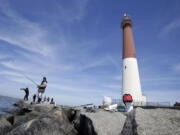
<box><xmin>125</xmin><ymin>102</ymin><xmax>133</xmax><ymax>112</ymax></box>
<box><xmin>122</xmin><ymin>58</ymin><xmax>147</xmax><ymax>106</ymax></box>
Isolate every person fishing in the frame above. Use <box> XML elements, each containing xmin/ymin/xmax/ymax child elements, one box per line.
<box><xmin>20</xmin><ymin>87</ymin><xmax>29</xmax><ymax>100</ymax></box>
<box><xmin>37</xmin><ymin>77</ymin><xmax>47</xmax><ymax>103</ymax></box>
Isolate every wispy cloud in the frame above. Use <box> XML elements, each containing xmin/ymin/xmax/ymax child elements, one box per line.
<box><xmin>55</xmin><ymin>0</ymin><xmax>89</xmax><ymax>22</ymax></box>
<box><xmin>49</xmin><ymin>84</ymin><xmax>82</xmax><ymax>93</ymax></box>
<box><xmin>159</xmin><ymin>18</ymin><xmax>180</xmax><ymax>38</ymax></box>
<box><xmin>114</xmin><ymin>75</ymin><xmax>122</xmax><ymax>80</ymax></box>
<box><xmin>1</xmin><ymin>61</ymin><xmax>24</xmax><ymax>71</ymax></box>
<box><xmin>144</xmin><ymin>89</ymin><xmax>180</xmax><ymax>105</ymax></box>
<box><xmin>78</xmin><ymin>55</ymin><xmax>121</xmax><ymax>71</ymax></box>
<box><xmin>7</xmin><ymin>77</ymin><xmax>33</xmax><ymax>85</ymax></box>
<box><xmin>0</xmin><ymin>70</ymin><xmax>22</xmax><ymax>77</ymax></box>
<box><xmin>103</xmin><ymin>84</ymin><xmax>121</xmax><ymax>90</ymax></box>
<box><xmin>79</xmin><ymin>57</ymin><xmax>109</xmax><ymax>70</ymax></box>
<box><xmin>174</xmin><ymin>63</ymin><xmax>180</xmax><ymax>71</ymax></box>
<box><xmin>15</xmin><ymin>50</ymin><xmax>73</xmax><ymax>72</ymax></box>
<box><xmin>0</xmin><ymin>54</ymin><xmax>11</xmax><ymax>59</ymax></box>
<box><xmin>142</xmin><ymin>77</ymin><xmax>180</xmax><ymax>82</ymax></box>
<box><xmin>0</xmin><ymin>2</ymin><xmax>54</xmax><ymax>57</ymax></box>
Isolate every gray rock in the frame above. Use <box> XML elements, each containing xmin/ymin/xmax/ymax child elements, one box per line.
<box><xmin>135</xmin><ymin>108</ymin><xmax>180</xmax><ymax>135</ymax></box>
<box><xmin>3</xmin><ymin>114</ymin><xmax>14</xmax><ymax>125</ymax></box>
<box><xmin>0</xmin><ymin>116</ymin><xmax>12</xmax><ymax>134</ymax></box>
<box><xmin>81</xmin><ymin>109</ymin><xmax>126</xmax><ymax>135</ymax></box>
<box><xmin>13</xmin><ymin>111</ymin><xmax>42</xmax><ymax>128</ymax></box>
<box><xmin>14</xmin><ymin>100</ymin><xmax>32</xmax><ymax>109</ymax></box>
<box><xmin>7</xmin><ymin>107</ymin><xmax>77</xmax><ymax>135</ymax></box>
<box><xmin>32</xmin><ymin>103</ymin><xmax>54</xmax><ymax>113</ymax></box>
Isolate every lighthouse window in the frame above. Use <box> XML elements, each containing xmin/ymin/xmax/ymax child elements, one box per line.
<box><xmin>125</xmin><ymin>66</ymin><xmax>127</xmax><ymax>69</ymax></box>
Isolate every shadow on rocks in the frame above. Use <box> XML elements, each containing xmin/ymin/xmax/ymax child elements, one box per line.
<box><xmin>68</xmin><ymin>109</ymin><xmax>97</xmax><ymax>135</ymax></box>
<box><xmin>0</xmin><ymin>116</ymin><xmax>12</xmax><ymax>134</ymax></box>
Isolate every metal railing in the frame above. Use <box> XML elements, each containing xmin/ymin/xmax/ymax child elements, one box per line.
<box><xmin>112</xmin><ymin>99</ymin><xmax>122</xmax><ymax>105</ymax></box>
<box><xmin>112</xmin><ymin>98</ymin><xmax>171</xmax><ymax>107</ymax></box>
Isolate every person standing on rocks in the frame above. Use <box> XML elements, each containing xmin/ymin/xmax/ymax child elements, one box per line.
<box><xmin>47</xmin><ymin>97</ymin><xmax>50</xmax><ymax>102</ymax></box>
<box><xmin>20</xmin><ymin>87</ymin><xmax>29</xmax><ymax>100</ymax></box>
<box><xmin>33</xmin><ymin>94</ymin><xmax>36</xmax><ymax>102</ymax></box>
<box><xmin>50</xmin><ymin>98</ymin><xmax>54</xmax><ymax>104</ymax></box>
<box><xmin>43</xmin><ymin>96</ymin><xmax>47</xmax><ymax>102</ymax></box>
<box><xmin>37</xmin><ymin>77</ymin><xmax>47</xmax><ymax>103</ymax></box>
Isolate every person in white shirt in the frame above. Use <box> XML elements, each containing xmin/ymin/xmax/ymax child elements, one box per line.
<box><xmin>37</xmin><ymin>77</ymin><xmax>47</xmax><ymax>103</ymax></box>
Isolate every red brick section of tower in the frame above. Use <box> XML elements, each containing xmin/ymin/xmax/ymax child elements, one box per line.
<box><xmin>121</xmin><ymin>15</ymin><xmax>136</xmax><ymax>59</ymax></box>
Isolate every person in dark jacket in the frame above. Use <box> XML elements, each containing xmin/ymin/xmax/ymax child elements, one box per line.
<box><xmin>47</xmin><ymin>97</ymin><xmax>50</xmax><ymax>102</ymax></box>
<box><xmin>50</xmin><ymin>98</ymin><xmax>54</xmax><ymax>104</ymax></box>
<box><xmin>20</xmin><ymin>87</ymin><xmax>29</xmax><ymax>100</ymax></box>
<box><xmin>33</xmin><ymin>94</ymin><xmax>36</xmax><ymax>102</ymax></box>
<box><xmin>43</xmin><ymin>96</ymin><xmax>47</xmax><ymax>102</ymax></box>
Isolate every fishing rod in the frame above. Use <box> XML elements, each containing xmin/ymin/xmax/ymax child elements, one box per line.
<box><xmin>20</xmin><ymin>73</ymin><xmax>38</xmax><ymax>86</ymax></box>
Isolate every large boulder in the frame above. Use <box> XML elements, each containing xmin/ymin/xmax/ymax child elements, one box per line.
<box><xmin>135</xmin><ymin>108</ymin><xmax>180</xmax><ymax>135</ymax></box>
<box><xmin>7</xmin><ymin>107</ymin><xmax>77</xmax><ymax>135</ymax></box>
<box><xmin>32</xmin><ymin>103</ymin><xmax>54</xmax><ymax>113</ymax></box>
<box><xmin>0</xmin><ymin>116</ymin><xmax>12</xmax><ymax>134</ymax></box>
<box><xmin>80</xmin><ymin>109</ymin><xmax>126</xmax><ymax>135</ymax></box>
<box><xmin>13</xmin><ymin>100</ymin><xmax>32</xmax><ymax>109</ymax></box>
<box><xmin>12</xmin><ymin>110</ymin><xmax>43</xmax><ymax>128</ymax></box>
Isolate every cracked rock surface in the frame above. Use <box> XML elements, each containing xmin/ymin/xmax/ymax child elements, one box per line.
<box><xmin>80</xmin><ymin>108</ymin><xmax>126</xmax><ymax>135</ymax></box>
<box><xmin>135</xmin><ymin>107</ymin><xmax>180</xmax><ymax>135</ymax></box>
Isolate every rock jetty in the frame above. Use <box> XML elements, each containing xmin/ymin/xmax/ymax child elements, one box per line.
<box><xmin>0</xmin><ymin>100</ymin><xmax>180</xmax><ymax>135</ymax></box>
<box><xmin>0</xmin><ymin>100</ymin><xmax>126</xmax><ymax>135</ymax></box>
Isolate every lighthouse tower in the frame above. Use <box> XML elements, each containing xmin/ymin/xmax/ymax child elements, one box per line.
<box><xmin>121</xmin><ymin>14</ymin><xmax>146</xmax><ymax>105</ymax></box>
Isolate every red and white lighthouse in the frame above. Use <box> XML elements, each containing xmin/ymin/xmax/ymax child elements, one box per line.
<box><xmin>121</xmin><ymin>14</ymin><xmax>146</xmax><ymax>105</ymax></box>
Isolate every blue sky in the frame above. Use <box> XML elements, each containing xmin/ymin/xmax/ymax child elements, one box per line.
<box><xmin>0</xmin><ymin>0</ymin><xmax>180</xmax><ymax>106</ymax></box>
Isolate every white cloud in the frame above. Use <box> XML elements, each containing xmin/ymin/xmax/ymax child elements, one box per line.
<box><xmin>0</xmin><ymin>34</ymin><xmax>52</xmax><ymax>57</ymax></box>
<box><xmin>55</xmin><ymin>0</ymin><xmax>89</xmax><ymax>22</ymax></box>
<box><xmin>144</xmin><ymin>89</ymin><xmax>180</xmax><ymax>105</ymax></box>
<box><xmin>159</xmin><ymin>18</ymin><xmax>180</xmax><ymax>37</ymax></box>
<box><xmin>77</xmin><ymin>55</ymin><xmax>121</xmax><ymax>71</ymax></box>
<box><xmin>114</xmin><ymin>75</ymin><xmax>122</xmax><ymax>80</ymax></box>
<box><xmin>106</xmin><ymin>55</ymin><xmax>121</xmax><ymax>70</ymax></box>
<box><xmin>174</xmin><ymin>63</ymin><xmax>180</xmax><ymax>71</ymax></box>
<box><xmin>15</xmin><ymin>50</ymin><xmax>73</xmax><ymax>72</ymax></box>
<box><xmin>0</xmin><ymin>3</ymin><xmax>54</xmax><ymax>57</ymax></box>
<box><xmin>0</xmin><ymin>54</ymin><xmax>11</xmax><ymax>59</ymax></box>
<box><xmin>8</xmin><ymin>77</ymin><xmax>33</xmax><ymax>85</ymax></box>
<box><xmin>79</xmin><ymin>57</ymin><xmax>108</xmax><ymax>70</ymax></box>
<box><xmin>142</xmin><ymin>77</ymin><xmax>180</xmax><ymax>82</ymax></box>
<box><xmin>103</xmin><ymin>84</ymin><xmax>121</xmax><ymax>90</ymax></box>
<box><xmin>49</xmin><ymin>83</ymin><xmax>104</xmax><ymax>94</ymax></box>
<box><xmin>1</xmin><ymin>61</ymin><xmax>24</xmax><ymax>71</ymax></box>
<box><xmin>49</xmin><ymin>84</ymin><xmax>81</xmax><ymax>92</ymax></box>
<box><xmin>0</xmin><ymin>70</ymin><xmax>22</xmax><ymax>77</ymax></box>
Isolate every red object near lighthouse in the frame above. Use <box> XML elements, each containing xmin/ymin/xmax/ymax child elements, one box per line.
<box><xmin>123</xmin><ymin>94</ymin><xmax>133</xmax><ymax>103</ymax></box>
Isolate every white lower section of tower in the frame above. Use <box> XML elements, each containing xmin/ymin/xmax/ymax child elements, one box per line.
<box><xmin>122</xmin><ymin>58</ymin><xmax>146</xmax><ymax>105</ymax></box>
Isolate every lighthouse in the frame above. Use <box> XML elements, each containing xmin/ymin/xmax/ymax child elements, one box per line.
<box><xmin>121</xmin><ymin>14</ymin><xmax>146</xmax><ymax>105</ymax></box>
